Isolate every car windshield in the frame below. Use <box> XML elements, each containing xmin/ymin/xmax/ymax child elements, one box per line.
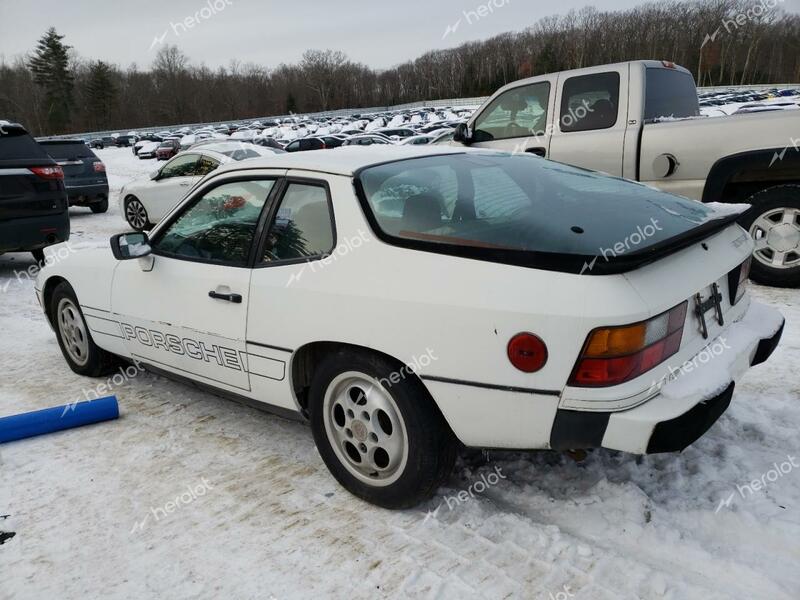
<box><xmin>358</xmin><ymin>152</ymin><xmax>723</xmax><ymax>259</ymax></box>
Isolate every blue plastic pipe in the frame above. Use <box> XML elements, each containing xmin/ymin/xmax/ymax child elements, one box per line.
<box><xmin>0</xmin><ymin>396</ymin><xmax>119</xmax><ymax>444</ymax></box>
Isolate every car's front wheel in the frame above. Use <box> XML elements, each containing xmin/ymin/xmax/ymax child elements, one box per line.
<box><xmin>50</xmin><ymin>281</ymin><xmax>117</xmax><ymax>377</ymax></box>
<box><xmin>309</xmin><ymin>348</ymin><xmax>457</xmax><ymax>509</ymax></box>
<box><xmin>124</xmin><ymin>196</ymin><xmax>152</xmax><ymax>231</ymax></box>
<box><xmin>740</xmin><ymin>185</ymin><xmax>800</xmax><ymax>287</ymax></box>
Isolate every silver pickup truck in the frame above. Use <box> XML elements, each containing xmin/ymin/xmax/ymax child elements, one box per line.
<box><xmin>453</xmin><ymin>60</ymin><xmax>800</xmax><ymax>287</ymax></box>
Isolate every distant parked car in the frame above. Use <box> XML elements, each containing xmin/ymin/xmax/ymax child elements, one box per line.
<box><xmin>89</xmin><ymin>136</ymin><xmax>115</xmax><ymax>149</ymax></box>
<box><xmin>400</xmin><ymin>135</ymin><xmax>435</xmax><ymax>146</ymax></box>
<box><xmin>320</xmin><ymin>135</ymin><xmax>346</xmax><ymax>148</ymax></box>
<box><xmin>341</xmin><ymin>135</ymin><xmax>391</xmax><ymax>146</ymax></box>
<box><xmin>37</xmin><ymin>139</ymin><xmax>109</xmax><ymax>213</ymax></box>
<box><xmin>0</xmin><ymin>122</ymin><xmax>69</xmax><ymax>264</ymax></box>
<box><xmin>285</xmin><ymin>138</ymin><xmax>326</xmax><ymax>152</ymax></box>
<box><xmin>137</xmin><ymin>141</ymin><xmax>160</xmax><ymax>159</ymax></box>
<box><xmin>115</xmin><ymin>135</ymin><xmax>134</xmax><ymax>147</ymax></box>
<box><xmin>156</xmin><ymin>139</ymin><xmax>181</xmax><ymax>160</ymax></box>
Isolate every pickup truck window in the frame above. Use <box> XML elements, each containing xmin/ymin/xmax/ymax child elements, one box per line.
<box><xmin>644</xmin><ymin>68</ymin><xmax>700</xmax><ymax>121</ymax></box>
<box><xmin>472</xmin><ymin>82</ymin><xmax>550</xmax><ymax>142</ymax></box>
<box><xmin>560</xmin><ymin>72</ymin><xmax>620</xmax><ymax>132</ymax></box>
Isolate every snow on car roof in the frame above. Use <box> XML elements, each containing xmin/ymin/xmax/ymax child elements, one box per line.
<box><xmin>213</xmin><ymin>145</ymin><xmax>470</xmax><ymax>176</ymax></box>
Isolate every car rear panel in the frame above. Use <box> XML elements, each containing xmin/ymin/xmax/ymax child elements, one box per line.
<box><xmin>39</xmin><ymin>141</ymin><xmax>108</xmax><ymax>191</ymax></box>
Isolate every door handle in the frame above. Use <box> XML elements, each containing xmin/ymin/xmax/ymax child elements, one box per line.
<box><xmin>525</xmin><ymin>147</ymin><xmax>546</xmax><ymax>157</ymax></box>
<box><xmin>208</xmin><ymin>290</ymin><xmax>242</xmax><ymax>303</ymax></box>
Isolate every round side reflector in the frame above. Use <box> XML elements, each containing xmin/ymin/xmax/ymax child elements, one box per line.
<box><xmin>507</xmin><ymin>333</ymin><xmax>548</xmax><ymax>373</ymax></box>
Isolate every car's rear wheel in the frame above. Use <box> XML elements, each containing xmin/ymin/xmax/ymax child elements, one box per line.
<box><xmin>124</xmin><ymin>196</ymin><xmax>152</xmax><ymax>231</ymax></box>
<box><xmin>740</xmin><ymin>186</ymin><xmax>800</xmax><ymax>288</ymax></box>
<box><xmin>50</xmin><ymin>281</ymin><xmax>117</xmax><ymax>377</ymax></box>
<box><xmin>90</xmin><ymin>198</ymin><xmax>109</xmax><ymax>214</ymax></box>
<box><xmin>31</xmin><ymin>249</ymin><xmax>45</xmax><ymax>267</ymax></box>
<box><xmin>309</xmin><ymin>348</ymin><xmax>457</xmax><ymax>509</ymax></box>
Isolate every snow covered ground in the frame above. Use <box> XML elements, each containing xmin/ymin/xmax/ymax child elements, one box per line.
<box><xmin>1</xmin><ymin>148</ymin><xmax>799</xmax><ymax>600</ymax></box>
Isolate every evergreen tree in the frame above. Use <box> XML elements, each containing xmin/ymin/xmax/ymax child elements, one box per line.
<box><xmin>27</xmin><ymin>28</ymin><xmax>74</xmax><ymax>134</ymax></box>
<box><xmin>85</xmin><ymin>61</ymin><xmax>117</xmax><ymax>130</ymax></box>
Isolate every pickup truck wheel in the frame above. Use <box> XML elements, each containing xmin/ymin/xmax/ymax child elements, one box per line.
<box><xmin>740</xmin><ymin>186</ymin><xmax>800</xmax><ymax>288</ymax></box>
<box><xmin>90</xmin><ymin>198</ymin><xmax>109</xmax><ymax>214</ymax></box>
<box><xmin>309</xmin><ymin>349</ymin><xmax>457</xmax><ymax>509</ymax></box>
<box><xmin>50</xmin><ymin>281</ymin><xmax>117</xmax><ymax>377</ymax></box>
<box><xmin>124</xmin><ymin>196</ymin><xmax>152</xmax><ymax>231</ymax></box>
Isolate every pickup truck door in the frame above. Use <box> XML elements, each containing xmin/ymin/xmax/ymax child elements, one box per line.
<box><xmin>547</xmin><ymin>65</ymin><xmax>630</xmax><ymax>177</ymax></box>
<box><xmin>112</xmin><ymin>176</ymin><xmax>279</xmax><ymax>393</ymax></box>
<box><xmin>467</xmin><ymin>76</ymin><xmax>558</xmax><ymax>156</ymax></box>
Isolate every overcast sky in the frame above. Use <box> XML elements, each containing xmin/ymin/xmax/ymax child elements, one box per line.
<box><xmin>1</xmin><ymin>0</ymin><xmax>799</xmax><ymax>71</ymax></box>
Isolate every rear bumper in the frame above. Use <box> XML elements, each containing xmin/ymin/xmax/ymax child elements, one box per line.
<box><xmin>0</xmin><ymin>212</ymin><xmax>70</xmax><ymax>252</ymax></box>
<box><xmin>551</xmin><ymin>302</ymin><xmax>785</xmax><ymax>454</ymax></box>
<box><xmin>65</xmin><ymin>183</ymin><xmax>108</xmax><ymax>205</ymax></box>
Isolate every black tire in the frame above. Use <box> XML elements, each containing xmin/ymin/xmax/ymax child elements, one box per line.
<box><xmin>31</xmin><ymin>248</ymin><xmax>46</xmax><ymax>267</ymax></box>
<box><xmin>738</xmin><ymin>185</ymin><xmax>800</xmax><ymax>288</ymax></box>
<box><xmin>309</xmin><ymin>348</ymin><xmax>457</xmax><ymax>509</ymax></box>
<box><xmin>124</xmin><ymin>196</ymin><xmax>152</xmax><ymax>231</ymax></box>
<box><xmin>49</xmin><ymin>281</ymin><xmax>117</xmax><ymax>377</ymax></box>
<box><xmin>90</xmin><ymin>198</ymin><xmax>109</xmax><ymax>214</ymax></box>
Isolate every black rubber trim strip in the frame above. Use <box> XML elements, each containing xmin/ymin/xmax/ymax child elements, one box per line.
<box><xmin>549</xmin><ymin>409</ymin><xmax>611</xmax><ymax>450</ymax></box>
<box><xmin>80</xmin><ymin>304</ymin><xmax>111</xmax><ymax>313</ymax></box>
<box><xmin>246</xmin><ymin>341</ymin><xmax>293</xmax><ymax>354</ymax></box>
<box><xmin>751</xmin><ymin>320</ymin><xmax>785</xmax><ymax>367</ymax></box>
<box><xmin>420</xmin><ymin>375</ymin><xmax>561</xmax><ymax>396</ymax></box>
<box><xmin>646</xmin><ymin>382</ymin><xmax>734</xmax><ymax>453</ymax></box>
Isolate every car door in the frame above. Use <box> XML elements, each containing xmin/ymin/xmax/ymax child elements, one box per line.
<box><xmin>142</xmin><ymin>153</ymin><xmax>202</xmax><ymax>222</ymax></box>
<box><xmin>468</xmin><ymin>77</ymin><xmax>557</xmax><ymax>156</ymax></box>
<box><xmin>111</xmin><ymin>176</ymin><xmax>280</xmax><ymax>392</ymax></box>
<box><xmin>547</xmin><ymin>68</ymin><xmax>629</xmax><ymax>177</ymax></box>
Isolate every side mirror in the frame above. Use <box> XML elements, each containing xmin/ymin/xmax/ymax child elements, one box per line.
<box><xmin>453</xmin><ymin>123</ymin><xmax>473</xmax><ymax>145</ymax></box>
<box><xmin>149</xmin><ymin>169</ymin><xmax>160</xmax><ymax>180</ymax></box>
<box><xmin>111</xmin><ymin>232</ymin><xmax>152</xmax><ymax>260</ymax></box>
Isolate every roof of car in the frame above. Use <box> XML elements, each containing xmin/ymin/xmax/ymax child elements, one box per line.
<box><xmin>213</xmin><ymin>145</ymin><xmax>469</xmax><ymax>176</ymax></box>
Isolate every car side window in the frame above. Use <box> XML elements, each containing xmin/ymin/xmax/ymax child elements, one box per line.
<box><xmin>287</xmin><ymin>141</ymin><xmax>300</xmax><ymax>152</ymax></box>
<box><xmin>196</xmin><ymin>155</ymin><xmax>220</xmax><ymax>176</ymax></box>
<box><xmin>153</xmin><ymin>179</ymin><xmax>275</xmax><ymax>266</ymax></box>
<box><xmin>559</xmin><ymin>72</ymin><xmax>620</xmax><ymax>132</ymax></box>
<box><xmin>473</xmin><ymin>82</ymin><xmax>550</xmax><ymax>142</ymax></box>
<box><xmin>262</xmin><ymin>183</ymin><xmax>334</xmax><ymax>263</ymax></box>
<box><xmin>159</xmin><ymin>154</ymin><xmax>200</xmax><ymax>178</ymax></box>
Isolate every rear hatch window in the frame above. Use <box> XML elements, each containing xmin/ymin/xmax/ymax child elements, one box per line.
<box><xmin>0</xmin><ymin>126</ymin><xmax>53</xmax><ymax>167</ymax></box>
<box><xmin>40</xmin><ymin>141</ymin><xmax>97</xmax><ymax>160</ymax></box>
<box><xmin>357</xmin><ymin>152</ymin><xmax>740</xmax><ymax>274</ymax></box>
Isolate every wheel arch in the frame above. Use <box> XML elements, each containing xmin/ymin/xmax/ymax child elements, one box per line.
<box><xmin>41</xmin><ymin>275</ymin><xmax>69</xmax><ymax>327</ymax></box>
<box><xmin>289</xmin><ymin>341</ymin><xmax>452</xmax><ymax>431</ymax></box>
<box><xmin>702</xmin><ymin>147</ymin><xmax>800</xmax><ymax>204</ymax></box>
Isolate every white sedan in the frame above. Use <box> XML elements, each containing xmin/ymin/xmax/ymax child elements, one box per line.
<box><xmin>119</xmin><ymin>143</ymin><xmax>280</xmax><ymax>230</ymax></box>
<box><xmin>36</xmin><ymin>146</ymin><xmax>784</xmax><ymax>508</ymax></box>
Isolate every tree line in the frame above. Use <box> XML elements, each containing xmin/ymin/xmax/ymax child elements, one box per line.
<box><xmin>1</xmin><ymin>0</ymin><xmax>797</xmax><ymax>136</ymax></box>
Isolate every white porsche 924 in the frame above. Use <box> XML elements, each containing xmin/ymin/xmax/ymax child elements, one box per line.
<box><xmin>35</xmin><ymin>146</ymin><xmax>785</xmax><ymax>508</ymax></box>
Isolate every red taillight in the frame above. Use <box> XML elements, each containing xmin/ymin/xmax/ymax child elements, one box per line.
<box><xmin>507</xmin><ymin>333</ymin><xmax>548</xmax><ymax>373</ymax></box>
<box><xmin>93</xmin><ymin>162</ymin><xmax>106</xmax><ymax>173</ymax></box>
<box><xmin>29</xmin><ymin>165</ymin><xmax>64</xmax><ymax>180</ymax></box>
<box><xmin>661</xmin><ymin>60</ymin><xmax>676</xmax><ymax>69</ymax></box>
<box><xmin>569</xmin><ymin>302</ymin><xmax>687</xmax><ymax>387</ymax></box>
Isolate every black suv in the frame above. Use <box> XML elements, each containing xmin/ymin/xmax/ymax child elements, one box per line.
<box><xmin>38</xmin><ymin>139</ymin><xmax>109</xmax><ymax>213</ymax></box>
<box><xmin>0</xmin><ymin>122</ymin><xmax>69</xmax><ymax>264</ymax></box>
